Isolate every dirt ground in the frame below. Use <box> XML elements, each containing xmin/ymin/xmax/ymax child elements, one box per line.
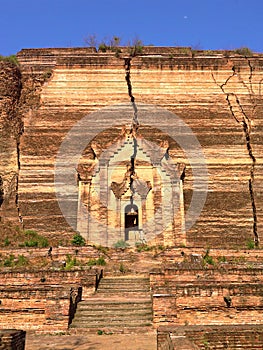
<box><xmin>25</xmin><ymin>332</ymin><xmax>157</xmax><ymax>350</ymax></box>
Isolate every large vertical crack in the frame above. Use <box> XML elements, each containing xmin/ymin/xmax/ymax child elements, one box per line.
<box><xmin>212</xmin><ymin>65</ymin><xmax>259</xmax><ymax>246</ymax></box>
<box><xmin>242</xmin><ymin>120</ymin><xmax>258</xmax><ymax>246</ymax></box>
<box><xmin>124</xmin><ymin>57</ymin><xmax>139</xmax><ymax>130</ymax></box>
<box><xmin>236</xmin><ymin>57</ymin><xmax>257</xmax><ymax>116</ymax></box>
<box><xmin>124</xmin><ymin>57</ymin><xmax>139</xmax><ymax>203</ymax></box>
<box><xmin>247</xmin><ymin>58</ymin><xmax>256</xmax><ymax>97</ymax></box>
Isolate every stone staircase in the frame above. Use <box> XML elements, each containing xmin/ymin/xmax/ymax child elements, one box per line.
<box><xmin>70</xmin><ymin>275</ymin><xmax>153</xmax><ymax>333</ymax></box>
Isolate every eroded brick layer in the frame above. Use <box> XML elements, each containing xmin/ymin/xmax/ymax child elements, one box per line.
<box><xmin>8</xmin><ymin>47</ymin><xmax>263</xmax><ymax>247</ymax></box>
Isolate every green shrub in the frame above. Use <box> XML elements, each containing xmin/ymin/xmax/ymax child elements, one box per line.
<box><xmin>87</xmin><ymin>257</ymin><xmax>106</xmax><ymax>266</ymax></box>
<box><xmin>96</xmin><ymin>245</ymin><xmax>109</xmax><ymax>255</ymax></box>
<box><xmin>113</xmin><ymin>239</ymin><xmax>129</xmax><ymax>249</ymax></box>
<box><xmin>0</xmin><ymin>54</ymin><xmax>19</xmax><ymax>65</ymax></box>
<box><xmin>246</xmin><ymin>239</ymin><xmax>255</xmax><ymax>250</ymax></box>
<box><xmin>203</xmin><ymin>340</ymin><xmax>209</xmax><ymax>349</ymax></box>
<box><xmin>119</xmin><ymin>263</ymin><xmax>126</xmax><ymax>273</ymax></box>
<box><xmin>65</xmin><ymin>254</ymin><xmax>78</xmax><ymax>270</ymax></box>
<box><xmin>24</xmin><ymin>239</ymin><xmax>38</xmax><ymax>247</ymax></box>
<box><xmin>234</xmin><ymin>47</ymin><xmax>253</xmax><ymax>56</ymax></box>
<box><xmin>128</xmin><ymin>39</ymin><xmax>144</xmax><ymax>56</ymax></box>
<box><xmin>87</xmin><ymin>258</ymin><xmax>97</xmax><ymax>266</ymax></box>
<box><xmin>4</xmin><ymin>238</ymin><xmax>10</xmax><ymax>246</ymax></box>
<box><xmin>37</xmin><ymin>236</ymin><xmax>49</xmax><ymax>248</ymax></box>
<box><xmin>97</xmin><ymin>256</ymin><xmax>106</xmax><ymax>266</ymax></box>
<box><xmin>4</xmin><ymin>255</ymin><xmax>15</xmax><ymax>267</ymax></box>
<box><xmin>24</xmin><ymin>230</ymin><xmax>49</xmax><ymax>248</ymax></box>
<box><xmin>204</xmin><ymin>255</ymin><xmax>215</xmax><ymax>265</ymax></box>
<box><xmin>203</xmin><ymin>50</ymin><xmax>214</xmax><ymax>55</ymax></box>
<box><xmin>203</xmin><ymin>249</ymin><xmax>215</xmax><ymax>266</ymax></box>
<box><xmin>71</xmin><ymin>233</ymin><xmax>85</xmax><ymax>246</ymax></box>
<box><xmin>1</xmin><ymin>254</ymin><xmax>28</xmax><ymax>268</ymax></box>
<box><xmin>17</xmin><ymin>255</ymin><xmax>29</xmax><ymax>267</ymax></box>
<box><xmin>24</xmin><ymin>229</ymin><xmax>38</xmax><ymax>237</ymax></box>
<box><xmin>135</xmin><ymin>242</ymin><xmax>152</xmax><ymax>252</ymax></box>
<box><xmin>98</xmin><ymin>43</ymin><xmax>108</xmax><ymax>52</ymax></box>
<box><xmin>114</xmin><ymin>48</ymin><xmax>122</xmax><ymax>57</ymax></box>
<box><xmin>217</xmin><ymin>256</ymin><xmax>226</xmax><ymax>263</ymax></box>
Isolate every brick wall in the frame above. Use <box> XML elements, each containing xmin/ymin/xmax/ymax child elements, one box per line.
<box><xmin>0</xmin><ymin>285</ymin><xmax>81</xmax><ymax>332</ymax></box>
<box><xmin>157</xmin><ymin>330</ymin><xmax>174</xmax><ymax>350</ymax></box>
<box><xmin>14</xmin><ymin>48</ymin><xmax>263</xmax><ymax>248</ymax></box>
<box><xmin>0</xmin><ymin>246</ymin><xmax>105</xmax><ymax>261</ymax></box>
<box><xmin>157</xmin><ymin>325</ymin><xmax>263</xmax><ymax>350</ymax></box>
<box><xmin>0</xmin><ymin>329</ymin><xmax>26</xmax><ymax>350</ymax></box>
<box><xmin>0</xmin><ymin>269</ymin><xmax>102</xmax><ymax>333</ymax></box>
<box><xmin>0</xmin><ymin>269</ymin><xmax>98</xmax><ymax>287</ymax></box>
<box><xmin>150</xmin><ymin>267</ymin><xmax>263</xmax><ymax>327</ymax></box>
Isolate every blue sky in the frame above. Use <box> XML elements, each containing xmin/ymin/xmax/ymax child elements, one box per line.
<box><xmin>1</xmin><ymin>0</ymin><xmax>263</xmax><ymax>56</ymax></box>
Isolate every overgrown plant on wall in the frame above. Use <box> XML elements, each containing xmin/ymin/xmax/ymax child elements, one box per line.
<box><xmin>71</xmin><ymin>233</ymin><xmax>86</xmax><ymax>246</ymax></box>
<box><xmin>234</xmin><ymin>47</ymin><xmax>253</xmax><ymax>56</ymax></box>
<box><xmin>0</xmin><ymin>54</ymin><xmax>19</xmax><ymax>65</ymax></box>
<box><xmin>23</xmin><ymin>229</ymin><xmax>49</xmax><ymax>248</ymax></box>
<box><xmin>83</xmin><ymin>34</ymin><xmax>144</xmax><ymax>56</ymax></box>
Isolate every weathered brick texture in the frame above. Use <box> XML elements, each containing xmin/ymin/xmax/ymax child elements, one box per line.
<box><xmin>11</xmin><ymin>47</ymin><xmax>263</xmax><ymax>248</ymax></box>
<box><xmin>0</xmin><ymin>329</ymin><xmax>26</xmax><ymax>350</ymax></box>
<box><xmin>151</xmin><ymin>266</ymin><xmax>263</xmax><ymax>327</ymax></box>
<box><xmin>0</xmin><ymin>269</ymin><xmax>101</xmax><ymax>332</ymax></box>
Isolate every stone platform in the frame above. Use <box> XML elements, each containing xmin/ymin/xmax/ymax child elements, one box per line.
<box><xmin>25</xmin><ymin>332</ymin><xmax>157</xmax><ymax>350</ymax></box>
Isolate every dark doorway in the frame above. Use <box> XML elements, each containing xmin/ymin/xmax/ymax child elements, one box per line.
<box><xmin>125</xmin><ymin>204</ymin><xmax>139</xmax><ymax>241</ymax></box>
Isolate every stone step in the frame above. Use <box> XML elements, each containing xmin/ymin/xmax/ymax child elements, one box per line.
<box><xmin>99</xmin><ymin>277</ymin><xmax>149</xmax><ymax>281</ymax></box>
<box><xmin>79</xmin><ymin>298</ymin><xmax>152</xmax><ymax>302</ymax></box>
<box><xmin>95</xmin><ymin>293</ymin><xmax>151</xmax><ymax>299</ymax></box>
<box><xmin>96</xmin><ymin>277</ymin><xmax>151</xmax><ymax>295</ymax></box>
<box><xmin>78</xmin><ymin>299</ymin><xmax>152</xmax><ymax>311</ymax></box>
<box><xmin>77</xmin><ymin>303</ymin><xmax>152</xmax><ymax>313</ymax></box>
<box><xmin>98</xmin><ymin>282</ymin><xmax>150</xmax><ymax>287</ymax></box>
<box><xmin>98</xmin><ymin>278</ymin><xmax>149</xmax><ymax>285</ymax></box>
<box><xmin>70</xmin><ymin>319</ymin><xmax>152</xmax><ymax>328</ymax></box>
<box><xmin>97</xmin><ymin>286</ymin><xmax>150</xmax><ymax>292</ymax></box>
<box><xmin>73</xmin><ymin>309</ymin><xmax>152</xmax><ymax>317</ymax></box>
<box><xmin>69</xmin><ymin>325</ymin><xmax>153</xmax><ymax>334</ymax></box>
<box><xmin>99</xmin><ymin>279</ymin><xmax>150</xmax><ymax>284</ymax></box>
<box><xmin>71</xmin><ymin>275</ymin><xmax>153</xmax><ymax>333</ymax></box>
<box><xmin>73</xmin><ymin>314</ymin><xmax>152</xmax><ymax>322</ymax></box>
<box><xmin>97</xmin><ymin>284</ymin><xmax>150</xmax><ymax>288</ymax></box>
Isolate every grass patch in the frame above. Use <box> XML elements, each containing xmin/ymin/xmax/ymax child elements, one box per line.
<box><xmin>64</xmin><ymin>254</ymin><xmax>79</xmax><ymax>270</ymax></box>
<box><xmin>135</xmin><ymin>242</ymin><xmax>153</xmax><ymax>252</ymax></box>
<box><xmin>87</xmin><ymin>256</ymin><xmax>106</xmax><ymax>266</ymax></box>
<box><xmin>0</xmin><ymin>254</ymin><xmax>29</xmax><ymax>268</ymax></box>
<box><xmin>217</xmin><ymin>256</ymin><xmax>227</xmax><ymax>263</ymax></box>
<box><xmin>203</xmin><ymin>249</ymin><xmax>215</xmax><ymax>266</ymax></box>
<box><xmin>4</xmin><ymin>238</ymin><xmax>11</xmax><ymax>246</ymax></box>
<box><xmin>23</xmin><ymin>230</ymin><xmax>49</xmax><ymax>248</ymax></box>
<box><xmin>113</xmin><ymin>240</ymin><xmax>130</xmax><ymax>249</ymax></box>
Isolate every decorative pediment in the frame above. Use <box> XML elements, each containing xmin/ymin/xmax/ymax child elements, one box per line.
<box><xmin>111</xmin><ymin>179</ymin><xmax>130</xmax><ymax>199</ymax></box>
<box><xmin>132</xmin><ymin>178</ymin><xmax>152</xmax><ymax>200</ymax></box>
